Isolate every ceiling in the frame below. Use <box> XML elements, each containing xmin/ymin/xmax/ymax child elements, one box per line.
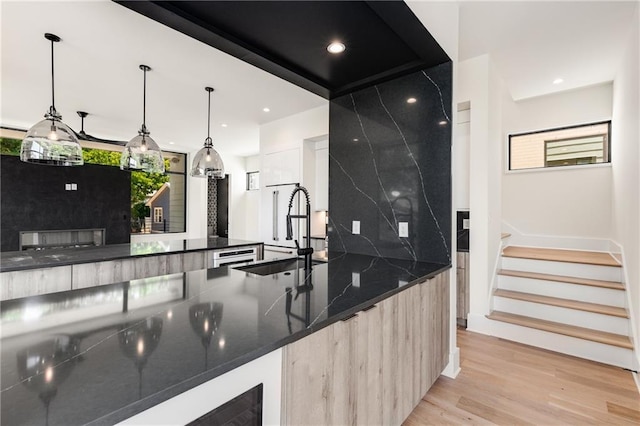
<box><xmin>115</xmin><ymin>1</ymin><xmax>450</xmax><ymax>99</ymax></box>
<box><xmin>1</xmin><ymin>1</ymin><xmax>637</xmax><ymax>158</ymax></box>
<box><xmin>456</xmin><ymin>1</ymin><xmax>638</xmax><ymax>101</ymax></box>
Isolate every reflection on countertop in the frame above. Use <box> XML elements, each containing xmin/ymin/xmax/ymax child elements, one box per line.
<box><xmin>0</xmin><ymin>237</ymin><xmax>262</xmax><ymax>272</ymax></box>
<box><xmin>0</xmin><ymin>252</ymin><xmax>449</xmax><ymax>425</ymax></box>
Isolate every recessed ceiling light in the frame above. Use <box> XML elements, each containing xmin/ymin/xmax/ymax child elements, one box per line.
<box><xmin>327</xmin><ymin>41</ymin><xmax>346</xmax><ymax>54</ymax></box>
<box><xmin>407</xmin><ymin>97</ymin><xmax>417</xmax><ymax>104</ymax></box>
<box><xmin>553</xmin><ymin>78</ymin><xmax>564</xmax><ymax>85</ymax></box>
<box><xmin>263</xmin><ymin>107</ymin><xmax>270</xmax><ymax>112</ymax></box>
<box><xmin>221</xmin><ymin>123</ymin><xmax>228</xmax><ymax>127</ymax></box>
<box><xmin>353</xmin><ymin>138</ymin><xmax>359</xmax><ymax>142</ymax></box>
<box><xmin>169</xmin><ymin>141</ymin><xmax>175</xmax><ymax>145</ymax></box>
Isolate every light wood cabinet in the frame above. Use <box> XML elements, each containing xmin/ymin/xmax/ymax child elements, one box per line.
<box><xmin>281</xmin><ymin>270</ymin><xmax>450</xmax><ymax>425</ymax></box>
<box><xmin>456</xmin><ymin>252</ymin><xmax>470</xmax><ymax>325</ymax></box>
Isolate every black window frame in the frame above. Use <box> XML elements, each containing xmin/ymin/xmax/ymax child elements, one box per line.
<box><xmin>508</xmin><ymin>120</ymin><xmax>611</xmax><ymax>171</ymax></box>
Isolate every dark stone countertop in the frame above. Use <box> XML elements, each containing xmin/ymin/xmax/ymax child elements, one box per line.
<box><xmin>0</xmin><ymin>238</ymin><xmax>263</xmax><ymax>272</ymax></box>
<box><xmin>0</xmin><ymin>252</ymin><xmax>449</xmax><ymax>426</ymax></box>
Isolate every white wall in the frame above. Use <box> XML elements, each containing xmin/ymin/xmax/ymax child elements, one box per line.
<box><xmin>611</xmin><ymin>4</ymin><xmax>640</xmax><ymax>371</ymax></box>
<box><xmin>457</xmin><ymin>55</ymin><xmax>504</xmax><ymax>330</ymax></box>
<box><xmin>259</xmin><ymin>105</ymin><xmax>328</xmax><ymax>154</ymax></box>
<box><xmin>502</xmin><ymin>84</ymin><xmax>614</xmax><ymax>239</ymax></box>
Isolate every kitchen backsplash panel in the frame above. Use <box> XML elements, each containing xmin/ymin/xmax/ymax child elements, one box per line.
<box><xmin>0</xmin><ymin>155</ymin><xmax>130</xmax><ymax>251</ymax></box>
<box><xmin>328</xmin><ymin>62</ymin><xmax>452</xmax><ymax>264</ymax></box>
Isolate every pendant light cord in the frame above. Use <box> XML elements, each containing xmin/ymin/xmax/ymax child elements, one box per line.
<box><xmin>142</xmin><ymin>67</ymin><xmax>147</xmax><ymax>127</ymax></box>
<box><xmin>207</xmin><ymin>90</ymin><xmax>211</xmax><ymax>140</ymax></box>
<box><xmin>50</xmin><ymin>38</ymin><xmax>55</xmax><ymax>110</ymax></box>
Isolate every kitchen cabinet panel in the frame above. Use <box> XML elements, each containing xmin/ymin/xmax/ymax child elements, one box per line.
<box><xmin>456</xmin><ymin>252</ymin><xmax>469</xmax><ymax>323</ymax></box>
<box><xmin>0</xmin><ymin>266</ymin><xmax>71</xmax><ymax>299</ymax></box>
<box><xmin>282</xmin><ymin>270</ymin><xmax>450</xmax><ymax>425</ymax></box>
<box><xmin>281</xmin><ymin>315</ymin><xmax>357</xmax><ymax>425</ymax></box>
<box><xmin>263</xmin><ymin>148</ymin><xmax>300</xmax><ymax>186</ymax></box>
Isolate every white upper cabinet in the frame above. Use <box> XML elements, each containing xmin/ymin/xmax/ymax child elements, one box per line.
<box><xmin>263</xmin><ymin>148</ymin><xmax>301</xmax><ymax>186</ymax></box>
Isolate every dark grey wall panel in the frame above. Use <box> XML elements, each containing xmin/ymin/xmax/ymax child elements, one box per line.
<box><xmin>1</xmin><ymin>156</ymin><xmax>131</xmax><ymax>251</ymax></box>
<box><xmin>328</xmin><ymin>62</ymin><xmax>452</xmax><ymax>264</ymax></box>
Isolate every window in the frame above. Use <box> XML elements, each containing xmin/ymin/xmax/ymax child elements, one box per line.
<box><xmin>153</xmin><ymin>207</ymin><xmax>163</xmax><ymax>223</ymax></box>
<box><xmin>246</xmin><ymin>171</ymin><xmax>260</xmax><ymax>190</ymax></box>
<box><xmin>0</xmin><ymin>131</ymin><xmax>187</xmax><ymax>234</ymax></box>
<box><xmin>509</xmin><ymin>121</ymin><xmax>611</xmax><ymax>171</ymax></box>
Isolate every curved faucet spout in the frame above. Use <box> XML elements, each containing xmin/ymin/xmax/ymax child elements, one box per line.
<box><xmin>285</xmin><ymin>185</ymin><xmax>314</xmax><ymax>272</ymax></box>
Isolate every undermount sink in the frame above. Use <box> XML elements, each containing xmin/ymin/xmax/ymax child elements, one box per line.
<box><xmin>234</xmin><ymin>258</ymin><xmax>322</xmax><ymax>276</ymax></box>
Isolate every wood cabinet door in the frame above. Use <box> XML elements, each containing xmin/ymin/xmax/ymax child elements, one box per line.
<box><xmin>281</xmin><ymin>316</ymin><xmax>357</xmax><ymax>425</ymax></box>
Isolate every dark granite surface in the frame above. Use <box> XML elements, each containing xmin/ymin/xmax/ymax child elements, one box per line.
<box><xmin>328</xmin><ymin>62</ymin><xmax>452</xmax><ymax>264</ymax></box>
<box><xmin>0</xmin><ymin>252</ymin><xmax>449</xmax><ymax>425</ymax></box>
<box><xmin>0</xmin><ymin>238</ymin><xmax>262</xmax><ymax>272</ymax></box>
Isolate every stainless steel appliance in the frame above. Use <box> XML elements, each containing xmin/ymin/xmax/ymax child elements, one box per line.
<box><xmin>212</xmin><ymin>247</ymin><xmax>258</xmax><ymax>268</ymax></box>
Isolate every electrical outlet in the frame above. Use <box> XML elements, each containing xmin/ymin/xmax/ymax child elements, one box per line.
<box><xmin>71</xmin><ymin>183</ymin><xmax>77</xmax><ymax>190</ymax></box>
<box><xmin>352</xmin><ymin>272</ymin><xmax>360</xmax><ymax>288</ymax></box>
<box><xmin>352</xmin><ymin>220</ymin><xmax>360</xmax><ymax>234</ymax></box>
<box><xmin>463</xmin><ymin>218</ymin><xmax>470</xmax><ymax>229</ymax></box>
<box><xmin>65</xmin><ymin>184</ymin><xmax>71</xmax><ymax>191</ymax></box>
<box><xmin>399</xmin><ymin>222</ymin><xmax>409</xmax><ymax>238</ymax></box>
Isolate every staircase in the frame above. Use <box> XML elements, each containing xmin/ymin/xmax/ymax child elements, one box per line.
<box><xmin>486</xmin><ymin>245</ymin><xmax>635</xmax><ymax>369</ymax></box>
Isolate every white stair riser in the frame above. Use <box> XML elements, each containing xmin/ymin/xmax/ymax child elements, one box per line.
<box><xmin>493</xmin><ymin>297</ymin><xmax>629</xmax><ymax>335</ymax></box>
<box><xmin>484</xmin><ymin>318</ymin><xmax>634</xmax><ymax>369</ymax></box>
<box><xmin>497</xmin><ymin>276</ymin><xmax>626</xmax><ymax>307</ymax></box>
<box><xmin>501</xmin><ymin>257</ymin><xmax>621</xmax><ymax>282</ymax></box>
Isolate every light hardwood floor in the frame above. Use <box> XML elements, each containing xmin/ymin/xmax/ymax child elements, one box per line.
<box><xmin>404</xmin><ymin>329</ymin><xmax>640</xmax><ymax>425</ymax></box>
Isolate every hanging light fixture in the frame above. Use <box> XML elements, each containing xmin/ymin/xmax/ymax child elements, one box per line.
<box><xmin>20</xmin><ymin>33</ymin><xmax>83</xmax><ymax>166</ymax></box>
<box><xmin>120</xmin><ymin>65</ymin><xmax>165</xmax><ymax>174</ymax></box>
<box><xmin>191</xmin><ymin>87</ymin><xmax>225</xmax><ymax>178</ymax></box>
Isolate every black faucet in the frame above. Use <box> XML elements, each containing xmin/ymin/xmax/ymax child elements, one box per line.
<box><xmin>285</xmin><ymin>185</ymin><xmax>314</xmax><ymax>272</ymax></box>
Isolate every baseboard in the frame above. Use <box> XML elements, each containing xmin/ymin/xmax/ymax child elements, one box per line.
<box><xmin>441</xmin><ymin>347</ymin><xmax>461</xmax><ymax>379</ymax></box>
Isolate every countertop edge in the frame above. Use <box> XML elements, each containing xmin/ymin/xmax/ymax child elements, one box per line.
<box><xmin>0</xmin><ymin>240</ymin><xmax>264</xmax><ymax>273</ymax></box>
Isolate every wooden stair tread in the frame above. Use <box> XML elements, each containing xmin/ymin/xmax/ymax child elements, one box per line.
<box><xmin>501</xmin><ymin>233</ymin><xmax>511</xmax><ymax>239</ymax></box>
<box><xmin>502</xmin><ymin>246</ymin><xmax>620</xmax><ymax>267</ymax></box>
<box><xmin>486</xmin><ymin>311</ymin><xmax>633</xmax><ymax>349</ymax></box>
<box><xmin>498</xmin><ymin>269</ymin><xmax>624</xmax><ymax>290</ymax></box>
<box><xmin>493</xmin><ymin>289</ymin><xmax>628</xmax><ymax>318</ymax></box>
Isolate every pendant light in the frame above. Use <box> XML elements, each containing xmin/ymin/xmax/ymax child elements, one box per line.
<box><xmin>120</xmin><ymin>65</ymin><xmax>165</xmax><ymax>174</ymax></box>
<box><xmin>191</xmin><ymin>87</ymin><xmax>225</xmax><ymax>178</ymax></box>
<box><xmin>20</xmin><ymin>33</ymin><xmax>83</xmax><ymax>166</ymax></box>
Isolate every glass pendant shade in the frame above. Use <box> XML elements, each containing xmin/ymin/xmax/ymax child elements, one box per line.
<box><xmin>21</xmin><ymin>110</ymin><xmax>83</xmax><ymax>166</ymax></box>
<box><xmin>191</xmin><ymin>86</ymin><xmax>225</xmax><ymax>178</ymax></box>
<box><xmin>21</xmin><ymin>33</ymin><xmax>83</xmax><ymax>166</ymax></box>
<box><xmin>120</xmin><ymin>127</ymin><xmax>165</xmax><ymax>173</ymax></box>
<box><xmin>191</xmin><ymin>138</ymin><xmax>224</xmax><ymax>178</ymax></box>
<box><xmin>121</xmin><ymin>64</ymin><xmax>165</xmax><ymax>174</ymax></box>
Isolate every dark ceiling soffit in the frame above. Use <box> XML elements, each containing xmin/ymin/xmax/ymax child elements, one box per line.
<box><xmin>114</xmin><ymin>1</ymin><xmax>450</xmax><ymax>100</ymax></box>
<box><xmin>115</xmin><ymin>0</ymin><xmax>331</xmax><ymax>99</ymax></box>
<box><xmin>365</xmin><ymin>1</ymin><xmax>450</xmax><ymax>63</ymax></box>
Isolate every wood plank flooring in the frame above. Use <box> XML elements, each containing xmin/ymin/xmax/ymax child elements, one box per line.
<box><xmin>403</xmin><ymin>329</ymin><xmax>639</xmax><ymax>425</ymax></box>
<box><xmin>502</xmin><ymin>246</ymin><xmax>621</xmax><ymax>267</ymax></box>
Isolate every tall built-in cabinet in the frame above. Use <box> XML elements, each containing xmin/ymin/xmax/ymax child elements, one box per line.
<box><xmin>281</xmin><ymin>270</ymin><xmax>450</xmax><ymax>425</ymax></box>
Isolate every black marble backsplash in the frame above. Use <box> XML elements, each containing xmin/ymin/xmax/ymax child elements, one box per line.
<box><xmin>328</xmin><ymin>62</ymin><xmax>452</xmax><ymax>264</ymax></box>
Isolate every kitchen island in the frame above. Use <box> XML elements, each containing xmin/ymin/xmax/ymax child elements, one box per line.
<box><xmin>0</xmin><ymin>238</ymin><xmax>263</xmax><ymax>300</ymax></box>
<box><xmin>0</xmin><ymin>252</ymin><xmax>450</xmax><ymax>425</ymax></box>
